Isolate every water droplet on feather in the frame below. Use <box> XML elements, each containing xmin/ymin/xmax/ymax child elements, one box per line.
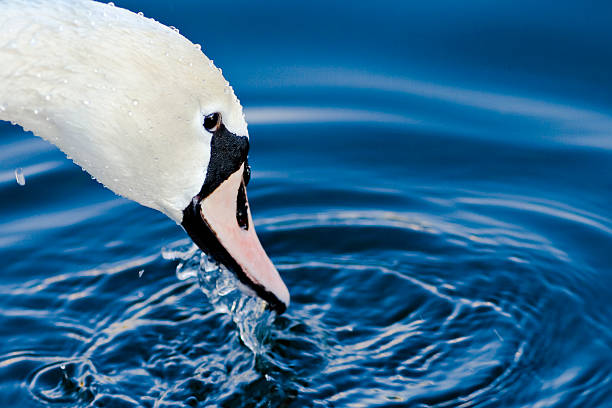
<box><xmin>15</xmin><ymin>168</ymin><xmax>25</xmax><ymax>186</ymax></box>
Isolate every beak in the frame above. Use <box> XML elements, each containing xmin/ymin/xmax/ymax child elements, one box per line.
<box><xmin>181</xmin><ymin>164</ymin><xmax>290</xmax><ymax>314</ymax></box>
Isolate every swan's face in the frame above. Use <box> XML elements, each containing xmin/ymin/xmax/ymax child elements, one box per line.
<box><xmin>178</xmin><ymin>90</ymin><xmax>290</xmax><ymax>314</ymax></box>
<box><xmin>85</xmin><ymin>56</ymin><xmax>290</xmax><ymax>313</ymax></box>
<box><xmin>92</xmin><ymin>10</ymin><xmax>291</xmax><ymax>313</ymax></box>
<box><xmin>92</xmin><ymin>55</ymin><xmax>289</xmax><ymax>313</ymax></box>
<box><xmin>0</xmin><ymin>1</ymin><xmax>289</xmax><ymax>312</ymax></box>
<box><xmin>144</xmin><ymin>52</ymin><xmax>290</xmax><ymax>314</ymax></box>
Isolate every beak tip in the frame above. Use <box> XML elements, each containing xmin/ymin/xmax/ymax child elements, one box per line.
<box><xmin>262</xmin><ymin>271</ymin><xmax>290</xmax><ymax>314</ymax></box>
<box><xmin>279</xmin><ymin>285</ymin><xmax>290</xmax><ymax>311</ymax></box>
<box><xmin>272</xmin><ymin>293</ymin><xmax>289</xmax><ymax>315</ymax></box>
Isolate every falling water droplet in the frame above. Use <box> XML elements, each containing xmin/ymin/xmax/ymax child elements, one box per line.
<box><xmin>132</xmin><ymin>99</ymin><xmax>139</xmax><ymax>106</ymax></box>
<box><xmin>108</xmin><ymin>2</ymin><xmax>115</xmax><ymax>6</ymax></box>
<box><xmin>45</xmin><ymin>95</ymin><xmax>51</xmax><ymax>101</ymax></box>
<box><xmin>138</xmin><ymin>270</ymin><xmax>144</xmax><ymax>278</ymax></box>
<box><xmin>0</xmin><ymin>105</ymin><xmax>6</xmax><ymax>112</ymax></box>
<box><xmin>33</xmin><ymin>109</ymin><xmax>39</xmax><ymax>115</ymax></box>
<box><xmin>15</xmin><ymin>168</ymin><xmax>25</xmax><ymax>186</ymax></box>
<box><xmin>60</xmin><ymin>363</ymin><xmax>66</xmax><ymax>370</ymax></box>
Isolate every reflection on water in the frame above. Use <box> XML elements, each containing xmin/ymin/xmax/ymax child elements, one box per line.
<box><xmin>252</xmin><ymin>68</ymin><xmax>612</xmax><ymax>149</ymax></box>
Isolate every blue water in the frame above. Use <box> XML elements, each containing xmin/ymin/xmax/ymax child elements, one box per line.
<box><xmin>1</xmin><ymin>1</ymin><xmax>612</xmax><ymax>406</ymax></box>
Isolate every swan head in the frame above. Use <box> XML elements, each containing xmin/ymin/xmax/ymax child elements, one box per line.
<box><xmin>115</xmin><ymin>65</ymin><xmax>291</xmax><ymax>314</ymax></box>
<box><xmin>0</xmin><ymin>1</ymin><xmax>289</xmax><ymax>312</ymax></box>
<box><xmin>180</xmin><ymin>105</ymin><xmax>291</xmax><ymax>315</ymax></box>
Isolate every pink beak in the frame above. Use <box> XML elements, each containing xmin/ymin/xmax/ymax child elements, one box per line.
<box><xmin>181</xmin><ymin>165</ymin><xmax>290</xmax><ymax>313</ymax></box>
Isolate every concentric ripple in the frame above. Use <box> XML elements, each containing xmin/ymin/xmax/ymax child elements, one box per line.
<box><xmin>0</xmin><ymin>182</ymin><xmax>607</xmax><ymax>407</ymax></box>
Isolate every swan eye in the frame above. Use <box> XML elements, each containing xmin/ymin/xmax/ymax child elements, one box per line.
<box><xmin>204</xmin><ymin>112</ymin><xmax>222</xmax><ymax>132</ymax></box>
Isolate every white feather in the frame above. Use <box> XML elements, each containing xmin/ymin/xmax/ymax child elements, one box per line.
<box><xmin>0</xmin><ymin>0</ymin><xmax>249</xmax><ymax>222</ymax></box>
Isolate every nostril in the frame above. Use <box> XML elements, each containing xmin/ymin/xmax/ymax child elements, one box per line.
<box><xmin>236</xmin><ymin>181</ymin><xmax>249</xmax><ymax>230</ymax></box>
<box><xmin>243</xmin><ymin>160</ymin><xmax>251</xmax><ymax>186</ymax></box>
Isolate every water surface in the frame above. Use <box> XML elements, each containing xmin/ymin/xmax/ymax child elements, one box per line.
<box><xmin>1</xmin><ymin>1</ymin><xmax>611</xmax><ymax>406</ymax></box>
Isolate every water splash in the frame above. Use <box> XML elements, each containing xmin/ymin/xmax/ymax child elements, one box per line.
<box><xmin>14</xmin><ymin>167</ymin><xmax>25</xmax><ymax>186</ymax></box>
<box><xmin>161</xmin><ymin>241</ymin><xmax>274</xmax><ymax>353</ymax></box>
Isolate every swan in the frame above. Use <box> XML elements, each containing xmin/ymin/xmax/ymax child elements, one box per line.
<box><xmin>0</xmin><ymin>0</ymin><xmax>290</xmax><ymax>313</ymax></box>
